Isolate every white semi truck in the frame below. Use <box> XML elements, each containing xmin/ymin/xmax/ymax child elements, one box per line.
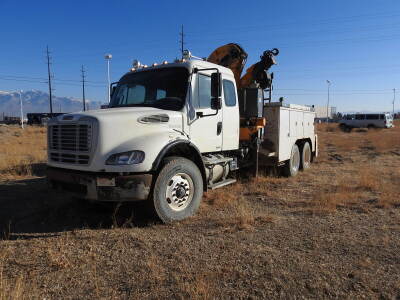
<box><xmin>47</xmin><ymin>46</ymin><xmax>317</xmax><ymax>223</ymax></box>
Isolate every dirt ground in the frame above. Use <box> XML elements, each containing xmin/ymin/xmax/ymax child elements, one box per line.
<box><xmin>0</xmin><ymin>122</ymin><xmax>399</xmax><ymax>299</ymax></box>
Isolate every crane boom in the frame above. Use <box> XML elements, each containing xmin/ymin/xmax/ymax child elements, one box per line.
<box><xmin>207</xmin><ymin>43</ymin><xmax>248</xmax><ymax>85</ymax></box>
<box><xmin>207</xmin><ymin>43</ymin><xmax>279</xmax><ymax>90</ymax></box>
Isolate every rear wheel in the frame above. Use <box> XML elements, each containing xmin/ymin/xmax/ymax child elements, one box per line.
<box><xmin>283</xmin><ymin>144</ymin><xmax>300</xmax><ymax>177</ymax></box>
<box><xmin>340</xmin><ymin>124</ymin><xmax>352</xmax><ymax>132</ymax></box>
<box><xmin>152</xmin><ymin>157</ymin><xmax>203</xmax><ymax>223</ymax></box>
<box><xmin>301</xmin><ymin>142</ymin><xmax>311</xmax><ymax>170</ymax></box>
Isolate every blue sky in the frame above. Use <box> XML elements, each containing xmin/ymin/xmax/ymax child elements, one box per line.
<box><xmin>0</xmin><ymin>0</ymin><xmax>399</xmax><ymax>112</ymax></box>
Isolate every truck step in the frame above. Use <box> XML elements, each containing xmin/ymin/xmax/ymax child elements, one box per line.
<box><xmin>209</xmin><ymin>178</ymin><xmax>237</xmax><ymax>190</ymax></box>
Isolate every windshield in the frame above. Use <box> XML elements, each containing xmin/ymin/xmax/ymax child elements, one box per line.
<box><xmin>110</xmin><ymin>67</ymin><xmax>189</xmax><ymax>111</ymax></box>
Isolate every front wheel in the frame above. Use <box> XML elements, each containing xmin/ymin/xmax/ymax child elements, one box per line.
<box><xmin>152</xmin><ymin>157</ymin><xmax>203</xmax><ymax>223</ymax></box>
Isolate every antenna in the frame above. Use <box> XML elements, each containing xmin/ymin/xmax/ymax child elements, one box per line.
<box><xmin>81</xmin><ymin>65</ymin><xmax>86</xmax><ymax>111</ymax></box>
<box><xmin>179</xmin><ymin>24</ymin><xmax>185</xmax><ymax>58</ymax></box>
<box><xmin>46</xmin><ymin>45</ymin><xmax>54</xmax><ymax>115</ymax></box>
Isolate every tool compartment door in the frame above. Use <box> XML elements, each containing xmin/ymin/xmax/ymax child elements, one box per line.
<box><xmin>278</xmin><ymin>108</ymin><xmax>291</xmax><ymax>161</ymax></box>
<box><xmin>221</xmin><ymin>79</ymin><xmax>239</xmax><ymax>151</ymax></box>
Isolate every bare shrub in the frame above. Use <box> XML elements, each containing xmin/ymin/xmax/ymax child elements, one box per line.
<box><xmin>234</xmin><ymin>198</ymin><xmax>255</xmax><ymax>230</ymax></box>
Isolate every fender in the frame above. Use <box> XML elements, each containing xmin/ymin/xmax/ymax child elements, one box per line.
<box><xmin>151</xmin><ymin>139</ymin><xmax>207</xmax><ymax>190</ymax></box>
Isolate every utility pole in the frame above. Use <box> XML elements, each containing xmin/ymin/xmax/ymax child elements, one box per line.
<box><xmin>19</xmin><ymin>90</ymin><xmax>24</xmax><ymax>129</ymax></box>
<box><xmin>179</xmin><ymin>24</ymin><xmax>185</xmax><ymax>58</ymax></box>
<box><xmin>393</xmin><ymin>88</ymin><xmax>396</xmax><ymax>117</ymax></box>
<box><xmin>326</xmin><ymin>80</ymin><xmax>331</xmax><ymax>122</ymax></box>
<box><xmin>81</xmin><ymin>65</ymin><xmax>86</xmax><ymax>111</ymax></box>
<box><xmin>46</xmin><ymin>45</ymin><xmax>54</xmax><ymax>115</ymax></box>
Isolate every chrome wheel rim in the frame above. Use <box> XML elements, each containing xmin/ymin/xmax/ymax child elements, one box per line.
<box><xmin>304</xmin><ymin>146</ymin><xmax>311</xmax><ymax>167</ymax></box>
<box><xmin>292</xmin><ymin>149</ymin><xmax>300</xmax><ymax>173</ymax></box>
<box><xmin>165</xmin><ymin>173</ymin><xmax>194</xmax><ymax>212</ymax></box>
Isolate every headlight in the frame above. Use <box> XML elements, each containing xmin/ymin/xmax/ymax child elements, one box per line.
<box><xmin>106</xmin><ymin>150</ymin><xmax>145</xmax><ymax>165</ymax></box>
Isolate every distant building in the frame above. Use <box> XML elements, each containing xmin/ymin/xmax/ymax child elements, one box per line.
<box><xmin>314</xmin><ymin>106</ymin><xmax>337</xmax><ymax>120</ymax></box>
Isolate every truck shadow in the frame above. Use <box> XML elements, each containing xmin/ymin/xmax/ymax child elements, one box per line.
<box><xmin>0</xmin><ymin>177</ymin><xmax>156</xmax><ymax>240</ymax></box>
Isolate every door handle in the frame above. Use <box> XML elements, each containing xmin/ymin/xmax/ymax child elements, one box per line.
<box><xmin>217</xmin><ymin>122</ymin><xmax>222</xmax><ymax>135</ymax></box>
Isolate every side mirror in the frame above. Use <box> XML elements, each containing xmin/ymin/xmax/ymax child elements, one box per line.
<box><xmin>211</xmin><ymin>98</ymin><xmax>222</xmax><ymax>110</ymax></box>
<box><xmin>211</xmin><ymin>72</ymin><xmax>221</xmax><ymax>110</ymax></box>
<box><xmin>211</xmin><ymin>72</ymin><xmax>221</xmax><ymax>99</ymax></box>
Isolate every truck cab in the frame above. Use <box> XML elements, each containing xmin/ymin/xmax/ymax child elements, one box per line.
<box><xmin>48</xmin><ymin>60</ymin><xmax>239</xmax><ymax>221</ymax></box>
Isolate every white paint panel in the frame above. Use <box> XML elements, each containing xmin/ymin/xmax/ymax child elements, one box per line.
<box><xmin>189</xmin><ymin>71</ymin><xmax>223</xmax><ymax>153</ymax></box>
<box><xmin>279</xmin><ymin>109</ymin><xmax>291</xmax><ymax>161</ymax></box>
<box><xmin>221</xmin><ymin>79</ymin><xmax>239</xmax><ymax>151</ymax></box>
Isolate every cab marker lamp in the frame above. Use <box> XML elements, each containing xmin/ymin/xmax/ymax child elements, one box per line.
<box><xmin>106</xmin><ymin>151</ymin><xmax>145</xmax><ymax>165</ymax></box>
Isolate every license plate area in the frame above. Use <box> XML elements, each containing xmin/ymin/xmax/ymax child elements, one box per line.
<box><xmin>96</xmin><ymin>177</ymin><xmax>116</xmax><ymax>187</ymax></box>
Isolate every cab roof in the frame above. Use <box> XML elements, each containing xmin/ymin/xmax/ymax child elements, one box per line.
<box><xmin>121</xmin><ymin>59</ymin><xmax>234</xmax><ymax>79</ymax></box>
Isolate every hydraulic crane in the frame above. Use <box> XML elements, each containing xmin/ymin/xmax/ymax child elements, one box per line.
<box><xmin>208</xmin><ymin>43</ymin><xmax>279</xmax><ymax>143</ymax></box>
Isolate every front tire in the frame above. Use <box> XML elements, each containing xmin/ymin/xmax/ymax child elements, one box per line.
<box><xmin>152</xmin><ymin>157</ymin><xmax>203</xmax><ymax>223</ymax></box>
<box><xmin>283</xmin><ymin>144</ymin><xmax>300</xmax><ymax>177</ymax></box>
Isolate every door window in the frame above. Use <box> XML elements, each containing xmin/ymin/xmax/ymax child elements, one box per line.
<box><xmin>223</xmin><ymin>80</ymin><xmax>236</xmax><ymax>107</ymax></box>
<box><xmin>196</xmin><ymin>74</ymin><xmax>211</xmax><ymax>108</ymax></box>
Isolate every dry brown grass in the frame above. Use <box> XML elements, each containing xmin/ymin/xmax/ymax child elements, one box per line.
<box><xmin>0</xmin><ymin>248</ymin><xmax>29</xmax><ymax>300</ymax></box>
<box><xmin>316</xmin><ymin>120</ymin><xmax>400</xmax><ymax>154</ymax></box>
<box><xmin>0</xmin><ymin>121</ymin><xmax>399</xmax><ymax>299</ymax></box>
<box><xmin>310</xmin><ymin>180</ymin><xmax>364</xmax><ymax>214</ymax></box>
<box><xmin>0</xmin><ymin>125</ymin><xmax>46</xmax><ymax>179</ymax></box>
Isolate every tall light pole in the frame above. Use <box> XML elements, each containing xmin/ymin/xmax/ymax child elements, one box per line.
<box><xmin>19</xmin><ymin>90</ymin><xmax>24</xmax><ymax>129</ymax></box>
<box><xmin>326</xmin><ymin>80</ymin><xmax>331</xmax><ymax>122</ymax></box>
<box><xmin>105</xmin><ymin>54</ymin><xmax>112</xmax><ymax>103</ymax></box>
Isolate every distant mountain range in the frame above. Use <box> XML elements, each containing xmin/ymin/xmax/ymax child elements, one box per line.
<box><xmin>0</xmin><ymin>90</ymin><xmax>102</xmax><ymax>117</ymax></box>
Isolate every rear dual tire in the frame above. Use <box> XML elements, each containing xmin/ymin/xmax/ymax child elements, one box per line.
<box><xmin>283</xmin><ymin>142</ymin><xmax>311</xmax><ymax>177</ymax></box>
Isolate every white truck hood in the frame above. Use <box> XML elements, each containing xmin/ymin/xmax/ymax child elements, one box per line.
<box><xmin>48</xmin><ymin>107</ymin><xmax>187</xmax><ymax>172</ymax></box>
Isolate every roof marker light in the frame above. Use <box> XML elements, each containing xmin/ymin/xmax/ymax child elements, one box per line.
<box><xmin>132</xmin><ymin>59</ymin><xmax>141</xmax><ymax>68</ymax></box>
<box><xmin>182</xmin><ymin>49</ymin><xmax>192</xmax><ymax>60</ymax></box>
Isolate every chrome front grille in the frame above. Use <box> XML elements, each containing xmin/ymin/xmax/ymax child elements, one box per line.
<box><xmin>49</xmin><ymin>122</ymin><xmax>92</xmax><ymax>165</ymax></box>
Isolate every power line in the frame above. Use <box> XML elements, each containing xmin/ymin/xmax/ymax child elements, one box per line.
<box><xmin>0</xmin><ymin>76</ymin><xmax>104</xmax><ymax>87</ymax></box>
<box><xmin>0</xmin><ymin>73</ymin><xmax>104</xmax><ymax>84</ymax></box>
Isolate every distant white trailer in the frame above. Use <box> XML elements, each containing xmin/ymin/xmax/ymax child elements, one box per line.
<box><xmin>262</xmin><ymin>102</ymin><xmax>318</xmax><ymax>176</ymax></box>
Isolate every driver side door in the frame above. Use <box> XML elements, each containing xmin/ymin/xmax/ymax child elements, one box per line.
<box><xmin>188</xmin><ymin>72</ymin><xmax>223</xmax><ymax>153</ymax></box>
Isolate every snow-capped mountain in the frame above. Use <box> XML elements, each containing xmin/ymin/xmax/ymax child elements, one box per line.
<box><xmin>0</xmin><ymin>90</ymin><xmax>102</xmax><ymax>116</ymax></box>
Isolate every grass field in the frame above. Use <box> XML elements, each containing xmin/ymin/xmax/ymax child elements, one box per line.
<box><xmin>0</xmin><ymin>121</ymin><xmax>399</xmax><ymax>299</ymax></box>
